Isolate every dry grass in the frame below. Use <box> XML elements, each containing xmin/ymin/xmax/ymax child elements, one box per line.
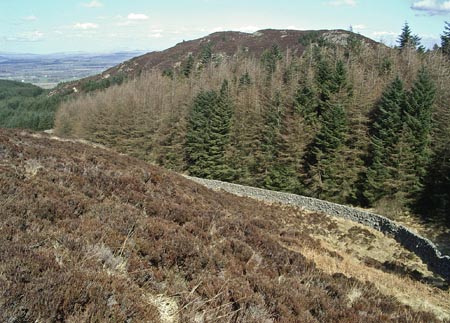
<box><xmin>0</xmin><ymin>129</ymin><xmax>446</xmax><ymax>322</ymax></box>
<box><xmin>296</xmin><ymin>245</ymin><xmax>450</xmax><ymax>321</ymax></box>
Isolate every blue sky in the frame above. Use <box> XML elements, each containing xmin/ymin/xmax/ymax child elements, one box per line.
<box><xmin>1</xmin><ymin>0</ymin><xmax>449</xmax><ymax>54</ymax></box>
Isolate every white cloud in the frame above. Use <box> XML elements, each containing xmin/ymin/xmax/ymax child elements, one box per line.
<box><xmin>6</xmin><ymin>30</ymin><xmax>44</xmax><ymax>42</ymax></box>
<box><xmin>23</xmin><ymin>15</ymin><xmax>37</xmax><ymax>21</ymax></box>
<box><xmin>237</xmin><ymin>26</ymin><xmax>260</xmax><ymax>33</ymax></box>
<box><xmin>210</xmin><ymin>26</ymin><xmax>225</xmax><ymax>33</ymax></box>
<box><xmin>117</xmin><ymin>21</ymin><xmax>133</xmax><ymax>27</ymax></box>
<box><xmin>411</xmin><ymin>0</ymin><xmax>450</xmax><ymax>15</ymax></box>
<box><xmin>372</xmin><ymin>31</ymin><xmax>397</xmax><ymax>36</ymax></box>
<box><xmin>128</xmin><ymin>13</ymin><xmax>149</xmax><ymax>20</ymax></box>
<box><xmin>148</xmin><ymin>33</ymin><xmax>163</xmax><ymax>38</ymax></box>
<box><xmin>82</xmin><ymin>0</ymin><xmax>103</xmax><ymax>8</ymax></box>
<box><xmin>352</xmin><ymin>24</ymin><xmax>366</xmax><ymax>30</ymax></box>
<box><xmin>74</xmin><ymin>22</ymin><xmax>99</xmax><ymax>29</ymax></box>
<box><xmin>327</xmin><ymin>0</ymin><xmax>357</xmax><ymax>7</ymax></box>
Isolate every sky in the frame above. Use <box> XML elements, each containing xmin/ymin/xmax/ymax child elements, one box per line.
<box><xmin>0</xmin><ymin>0</ymin><xmax>449</xmax><ymax>54</ymax></box>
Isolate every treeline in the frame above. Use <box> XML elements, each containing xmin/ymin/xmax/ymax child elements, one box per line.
<box><xmin>55</xmin><ymin>33</ymin><xmax>450</xmax><ymax>222</ymax></box>
<box><xmin>0</xmin><ymin>80</ymin><xmax>62</xmax><ymax>130</ymax></box>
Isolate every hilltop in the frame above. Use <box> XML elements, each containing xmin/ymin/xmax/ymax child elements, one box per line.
<box><xmin>0</xmin><ymin>129</ymin><xmax>449</xmax><ymax>322</ymax></box>
<box><xmin>51</xmin><ymin>29</ymin><xmax>378</xmax><ymax>96</ymax></box>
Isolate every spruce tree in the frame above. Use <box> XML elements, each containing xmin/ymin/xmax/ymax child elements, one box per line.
<box><xmin>185</xmin><ymin>81</ymin><xmax>234</xmax><ymax>180</ymax></box>
<box><xmin>398</xmin><ymin>22</ymin><xmax>423</xmax><ymax>50</ymax></box>
<box><xmin>182</xmin><ymin>54</ymin><xmax>194</xmax><ymax>78</ymax></box>
<box><xmin>418</xmin><ymin>145</ymin><xmax>450</xmax><ymax>222</ymax></box>
<box><xmin>185</xmin><ymin>90</ymin><xmax>216</xmax><ymax>177</ymax></box>
<box><xmin>208</xmin><ymin>80</ymin><xmax>234</xmax><ymax>180</ymax></box>
<box><xmin>398</xmin><ymin>22</ymin><xmax>413</xmax><ymax>49</ymax></box>
<box><xmin>441</xmin><ymin>21</ymin><xmax>450</xmax><ymax>57</ymax></box>
<box><xmin>364</xmin><ymin>77</ymin><xmax>404</xmax><ymax>205</ymax></box>
<box><xmin>261</xmin><ymin>44</ymin><xmax>283</xmax><ymax>76</ymax></box>
<box><xmin>402</xmin><ymin>67</ymin><xmax>435</xmax><ymax>199</ymax></box>
<box><xmin>304</xmin><ymin>102</ymin><xmax>347</xmax><ymax>200</ymax></box>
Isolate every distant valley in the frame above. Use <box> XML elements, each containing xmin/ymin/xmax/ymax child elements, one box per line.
<box><xmin>0</xmin><ymin>51</ymin><xmax>147</xmax><ymax>89</ymax></box>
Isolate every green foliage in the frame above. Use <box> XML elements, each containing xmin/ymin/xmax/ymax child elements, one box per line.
<box><xmin>364</xmin><ymin>77</ymin><xmax>405</xmax><ymax>205</ymax></box>
<box><xmin>199</xmin><ymin>43</ymin><xmax>213</xmax><ymax>68</ymax></box>
<box><xmin>238</xmin><ymin>71</ymin><xmax>252</xmax><ymax>87</ymax></box>
<box><xmin>364</xmin><ymin>69</ymin><xmax>435</xmax><ymax>209</ymax></box>
<box><xmin>304</xmin><ymin>102</ymin><xmax>347</xmax><ymax>201</ymax></box>
<box><xmin>182</xmin><ymin>54</ymin><xmax>195</xmax><ymax>78</ymax></box>
<box><xmin>185</xmin><ymin>80</ymin><xmax>234</xmax><ymax>180</ymax></box>
<box><xmin>418</xmin><ymin>145</ymin><xmax>450</xmax><ymax>222</ymax></box>
<box><xmin>298</xmin><ymin>31</ymin><xmax>322</xmax><ymax>47</ymax></box>
<box><xmin>162</xmin><ymin>68</ymin><xmax>174</xmax><ymax>79</ymax></box>
<box><xmin>397</xmin><ymin>22</ymin><xmax>423</xmax><ymax>51</ymax></box>
<box><xmin>441</xmin><ymin>21</ymin><xmax>450</xmax><ymax>57</ymax></box>
<box><xmin>294</xmin><ymin>85</ymin><xmax>318</xmax><ymax>123</ymax></box>
<box><xmin>0</xmin><ymin>80</ymin><xmax>62</xmax><ymax>130</ymax></box>
<box><xmin>402</xmin><ymin>67</ymin><xmax>435</xmax><ymax>199</ymax></box>
<box><xmin>261</xmin><ymin>44</ymin><xmax>283</xmax><ymax>76</ymax></box>
<box><xmin>81</xmin><ymin>73</ymin><xmax>126</xmax><ymax>93</ymax></box>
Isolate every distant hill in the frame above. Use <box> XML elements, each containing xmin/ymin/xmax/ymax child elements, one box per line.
<box><xmin>1</xmin><ymin>129</ymin><xmax>448</xmax><ymax>322</ymax></box>
<box><xmin>0</xmin><ymin>51</ymin><xmax>147</xmax><ymax>89</ymax></box>
<box><xmin>52</xmin><ymin>29</ymin><xmax>379</xmax><ymax>95</ymax></box>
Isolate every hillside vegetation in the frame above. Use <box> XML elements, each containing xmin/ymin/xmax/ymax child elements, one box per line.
<box><xmin>0</xmin><ymin>80</ymin><xmax>63</xmax><ymax>130</ymax></box>
<box><xmin>1</xmin><ymin>129</ymin><xmax>449</xmax><ymax>322</ymax></box>
<box><xmin>55</xmin><ymin>31</ymin><xmax>450</xmax><ymax>222</ymax></box>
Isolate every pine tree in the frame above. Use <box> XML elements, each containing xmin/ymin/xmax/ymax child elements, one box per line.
<box><xmin>441</xmin><ymin>21</ymin><xmax>450</xmax><ymax>57</ymax></box>
<box><xmin>364</xmin><ymin>77</ymin><xmax>405</xmax><ymax>205</ymax></box>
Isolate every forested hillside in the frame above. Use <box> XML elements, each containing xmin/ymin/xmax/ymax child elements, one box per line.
<box><xmin>0</xmin><ymin>80</ymin><xmax>63</xmax><ymax>130</ymax></box>
<box><xmin>55</xmin><ymin>30</ymin><xmax>450</xmax><ymax>222</ymax></box>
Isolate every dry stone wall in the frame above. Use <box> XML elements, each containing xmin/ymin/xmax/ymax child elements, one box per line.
<box><xmin>186</xmin><ymin>175</ymin><xmax>450</xmax><ymax>281</ymax></box>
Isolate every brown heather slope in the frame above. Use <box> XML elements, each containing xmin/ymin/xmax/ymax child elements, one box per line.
<box><xmin>1</xmin><ymin>129</ymin><xmax>449</xmax><ymax>322</ymax></box>
<box><xmin>51</xmin><ymin>28</ymin><xmax>379</xmax><ymax>96</ymax></box>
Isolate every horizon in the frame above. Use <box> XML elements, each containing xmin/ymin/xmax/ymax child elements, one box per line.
<box><xmin>1</xmin><ymin>0</ymin><xmax>449</xmax><ymax>54</ymax></box>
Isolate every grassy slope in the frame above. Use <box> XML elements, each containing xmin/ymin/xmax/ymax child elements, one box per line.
<box><xmin>0</xmin><ymin>129</ymin><xmax>449</xmax><ymax>322</ymax></box>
